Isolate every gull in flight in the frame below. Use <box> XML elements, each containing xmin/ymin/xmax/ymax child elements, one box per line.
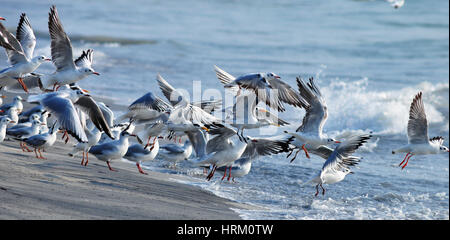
<box><xmin>284</xmin><ymin>77</ymin><xmax>341</xmax><ymax>162</ymax></box>
<box><xmin>214</xmin><ymin>65</ymin><xmax>308</xmax><ymax>112</ymax></box>
<box><xmin>39</xmin><ymin>6</ymin><xmax>99</xmax><ymax>91</ymax></box>
<box><xmin>306</xmin><ymin>134</ymin><xmax>371</xmax><ymax>196</ymax></box>
<box><xmin>392</xmin><ymin>92</ymin><xmax>449</xmax><ymax>169</ymax></box>
<box><xmin>0</xmin><ymin>14</ymin><xmax>51</xmax><ymax>93</ymax></box>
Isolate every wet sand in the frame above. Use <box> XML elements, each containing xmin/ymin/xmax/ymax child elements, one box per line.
<box><xmin>0</xmin><ymin>91</ymin><xmax>248</xmax><ymax>220</ymax></box>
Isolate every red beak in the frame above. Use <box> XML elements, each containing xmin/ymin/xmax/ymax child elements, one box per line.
<box><xmin>0</xmin><ymin>17</ymin><xmax>5</xmax><ymax>21</ymax></box>
<box><xmin>335</xmin><ymin>141</ymin><xmax>341</xmax><ymax>143</ymax></box>
<box><xmin>45</xmin><ymin>58</ymin><xmax>51</xmax><ymax>61</ymax></box>
<box><xmin>93</xmin><ymin>72</ymin><xmax>100</xmax><ymax>75</ymax></box>
<box><xmin>275</xmin><ymin>75</ymin><xmax>280</xmax><ymax>79</ymax></box>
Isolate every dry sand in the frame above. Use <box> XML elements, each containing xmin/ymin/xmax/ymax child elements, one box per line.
<box><xmin>0</xmin><ymin>91</ymin><xmax>250</xmax><ymax>220</ymax></box>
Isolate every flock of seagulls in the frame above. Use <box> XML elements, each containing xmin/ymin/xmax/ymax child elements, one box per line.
<box><xmin>1</xmin><ymin>4</ymin><xmax>447</xmax><ymax>196</ymax></box>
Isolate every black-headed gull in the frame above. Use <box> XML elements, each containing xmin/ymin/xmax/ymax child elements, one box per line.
<box><xmin>392</xmin><ymin>92</ymin><xmax>449</xmax><ymax>169</ymax></box>
<box><xmin>7</xmin><ymin>119</ymin><xmax>44</xmax><ymax>152</ymax></box>
<box><xmin>158</xmin><ymin>140</ymin><xmax>193</xmax><ymax>168</ymax></box>
<box><xmin>0</xmin><ymin>14</ymin><xmax>50</xmax><ymax>92</ymax></box>
<box><xmin>222</xmin><ymin>91</ymin><xmax>289</xmax><ymax>141</ymax></box>
<box><xmin>214</xmin><ymin>65</ymin><xmax>308</xmax><ymax>112</ymax></box>
<box><xmin>284</xmin><ymin>77</ymin><xmax>341</xmax><ymax>162</ymax></box>
<box><xmin>23</xmin><ymin>121</ymin><xmax>58</xmax><ymax>159</ymax></box>
<box><xmin>68</xmin><ymin>122</ymin><xmax>103</xmax><ymax>166</ymax></box>
<box><xmin>39</xmin><ymin>6</ymin><xmax>99</xmax><ymax>91</ymax></box>
<box><xmin>0</xmin><ymin>95</ymin><xmax>23</xmax><ymax>114</ymax></box>
<box><xmin>214</xmin><ymin>136</ymin><xmax>292</xmax><ymax>182</ymax></box>
<box><xmin>88</xmin><ymin>123</ymin><xmax>136</xmax><ymax>171</ymax></box>
<box><xmin>124</xmin><ymin>138</ymin><xmax>161</xmax><ymax>175</ymax></box>
<box><xmin>306</xmin><ymin>133</ymin><xmax>371</xmax><ymax>196</ymax></box>
<box><xmin>0</xmin><ymin>117</ymin><xmax>15</xmax><ymax>143</ymax></box>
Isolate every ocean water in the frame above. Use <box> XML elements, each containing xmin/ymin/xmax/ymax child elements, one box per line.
<box><xmin>1</xmin><ymin>0</ymin><xmax>448</xmax><ymax>219</ymax></box>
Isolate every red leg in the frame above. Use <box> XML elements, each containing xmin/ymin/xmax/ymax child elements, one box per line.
<box><xmin>136</xmin><ymin>162</ymin><xmax>148</xmax><ymax>175</ymax></box>
<box><xmin>221</xmin><ymin>167</ymin><xmax>228</xmax><ymax>181</ymax></box>
<box><xmin>106</xmin><ymin>161</ymin><xmax>117</xmax><ymax>172</ymax></box>
<box><xmin>38</xmin><ymin>148</ymin><xmax>46</xmax><ymax>159</ymax></box>
<box><xmin>398</xmin><ymin>152</ymin><xmax>410</xmax><ymax>167</ymax></box>
<box><xmin>81</xmin><ymin>151</ymin><xmax>85</xmax><ymax>165</ymax></box>
<box><xmin>302</xmin><ymin>144</ymin><xmax>310</xmax><ymax>159</ymax></box>
<box><xmin>23</xmin><ymin>142</ymin><xmax>33</xmax><ymax>152</ymax></box>
<box><xmin>144</xmin><ymin>136</ymin><xmax>152</xmax><ymax>149</ymax></box>
<box><xmin>17</xmin><ymin>77</ymin><xmax>29</xmax><ymax>93</ymax></box>
<box><xmin>227</xmin><ymin>166</ymin><xmax>232</xmax><ymax>181</ymax></box>
<box><xmin>401</xmin><ymin>154</ymin><xmax>413</xmax><ymax>170</ymax></box>
<box><xmin>34</xmin><ymin>148</ymin><xmax>40</xmax><ymax>159</ymax></box>
<box><xmin>315</xmin><ymin>184</ymin><xmax>319</xmax><ymax>197</ymax></box>
<box><xmin>84</xmin><ymin>152</ymin><xmax>89</xmax><ymax>166</ymax></box>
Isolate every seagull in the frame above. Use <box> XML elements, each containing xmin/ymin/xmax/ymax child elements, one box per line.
<box><xmin>24</xmin><ymin>121</ymin><xmax>59</xmax><ymax>159</ymax></box>
<box><xmin>158</xmin><ymin>140</ymin><xmax>193</xmax><ymax>168</ymax></box>
<box><xmin>115</xmin><ymin>91</ymin><xmax>170</xmax><ymax>124</ymax></box>
<box><xmin>392</xmin><ymin>92</ymin><xmax>449</xmax><ymax>169</ymax></box>
<box><xmin>7</xmin><ymin>119</ymin><xmax>44</xmax><ymax>152</ymax></box>
<box><xmin>6</xmin><ymin>112</ymin><xmax>40</xmax><ymax>131</ymax></box>
<box><xmin>136</xmin><ymin>121</ymin><xmax>166</xmax><ymax>149</ymax></box>
<box><xmin>124</xmin><ymin>138</ymin><xmax>161</xmax><ymax>175</ymax></box>
<box><xmin>27</xmin><ymin>85</ymin><xmax>113</xmax><ymax>144</ymax></box>
<box><xmin>4</xmin><ymin>106</ymin><xmax>19</xmax><ymax>127</ymax></box>
<box><xmin>284</xmin><ymin>77</ymin><xmax>341</xmax><ymax>162</ymax></box>
<box><xmin>214</xmin><ymin>65</ymin><xmax>308</xmax><ymax>112</ymax></box>
<box><xmin>0</xmin><ymin>14</ymin><xmax>50</xmax><ymax>93</ymax></box>
<box><xmin>222</xmin><ymin>91</ymin><xmax>289</xmax><ymax>141</ymax></box>
<box><xmin>88</xmin><ymin>123</ymin><xmax>136</xmax><ymax>172</ymax></box>
<box><xmin>68</xmin><ymin>122</ymin><xmax>103</xmax><ymax>166</ymax></box>
<box><xmin>39</xmin><ymin>6</ymin><xmax>99</xmax><ymax>91</ymax></box>
<box><xmin>0</xmin><ymin>95</ymin><xmax>23</xmax><ymax>114</ymax></box>
<box><xmin>387</xmin><ymin>0</ymin><xmax>405</xmax><ymax>9</ymax></box>
<box><xmin>156</xmin><ymin>74</ymin><xmax>222</xmax><ymax>135</ymax></box>
<box><xmin>214</xmin><ymin>136</ymin><xmax>292</xmax><ymax>182</ymax></box>
<box><xmin>306</xmin><ymin>134</ymin><xmax>371</xmax><ymax>196</ymax></box>
<box><xmin>192</xmin><ymin>124</ymin><xmax>248</xmax><ymax>181</ymax></box>
<box><xmin>0</xmin><ymin>117</ymin><xmax>15</xmax><ymax>143</ymax></box>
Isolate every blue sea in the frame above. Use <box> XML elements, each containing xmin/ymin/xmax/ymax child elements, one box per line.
<box><xmin>1</xmin><ymin>0</ymin><xmax>448</xmax><ymax>219</ymax></box>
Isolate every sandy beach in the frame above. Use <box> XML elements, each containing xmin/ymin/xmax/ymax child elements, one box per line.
<box><xmin>0</xmin><ymin>91</ymin><xmax>248</xmax><ymax>220</ymax></box>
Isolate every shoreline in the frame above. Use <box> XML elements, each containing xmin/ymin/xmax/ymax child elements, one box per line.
<box><xmin>0</xmin><ymin>91</ymin><xmax>250</xmax><ymax>220</ymax></box>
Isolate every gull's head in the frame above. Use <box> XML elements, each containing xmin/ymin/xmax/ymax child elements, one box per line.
<box><xmin>33</xmin><ymin>55</ymin><xmax>51</xmax><ymax>64</ymax></box>
<box><xmin>81</xmin><ymin>67</ymin><xmax>100</xmax><ymax>76</ymax></box>
<box><xmin>30</xmin><ymin>113</ymin><xmax>40</xmax><ymax>121</ymax></box>
<box><xmin>1</xmin><ymin>117</ymin><xmax>13</xmax><ymax>124</ymax></box>
<box><xmin>14</xmin><ymin>96</ymin><xmax>23</xmax><ymax>101</ymax></box>
<box><xmin>327</xmin><ymin>138</ymin><xmax>341</xmax><ymax>144</ymax></box>
<box><xmin>266</xmin><ymin>72</ymin><xmax>280</xmax><ymax>80</ymax></box>
<box><xmin>31</xmin><ymin>119</ymin><xmax>42</xmax><ymax>126</ymax></box>
<box><xmin>344</xmin><ymin>168</ymin><xmax>354</xmax><ymax>176</ymax></box>
<box><xmin>439</xmin><ymin>146</ymin><xmax>450</xmax><ymax>153</ymax></box>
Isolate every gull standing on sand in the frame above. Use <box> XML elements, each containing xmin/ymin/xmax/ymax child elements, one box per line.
<box><xmin>0</xmin><ymin>117</ymin><xmax>15</xmax><ymax>143</ymax></box>
<box><xmin>7</xmin><ymin>112</ymin><xmax>40</xmax><ymax>130</ymax></box>
<box><xmin>7</xmin><ymin>119</ymin><xmax>44</xmax><ymax>152</ymax></box>
<box><xmin>305</xmin><ymin>134</ymin><xmax>371</xmax><ymax>196</ymax></box>
<box><xmin>392</xmin><ymin>92</ymin><xmax>449</xmax><ymax>169</ymax></box>
<box><xmin>38</xmin><ymin>6</ymin><xmax>99</xmax><ymax>91</ymax></box>
<box><xmin>214</xmin><ymin>65</ymin><xmax>308</xmax><ymax>112</ymax></box>
<box><xmin>88</xmin><ymin>123</ymin><xmax>136</xmax><ymax>172</ymax></box>
<box><xmin>24</xmin><ymin>121</ymin><xmax>59</xmax><ymax>159</ymax></box>
<box><xmin>68</xmin><ymin>121</ymin><xmax>103</xmax><ymax>166</ymax></box>
<box><xmin>124</xmin><ymin>137</ymin><xmax>161</xmax><ymax>174</ymax></box>
<box><xmin>284</xmin><ymin>77</ymin><xmax>341</xmax><ymax>162</ymax></box>
<box><xmin>4</xmin><ymin>106</ymin><xmax>19</xmax><ymax>127</ymax></box>
<box><xmin>0</xmin><ymin>14</ymin><xmax>51</xmax><ymax>93</ymax></box>
<box><xmin>158</xmin><ymin>140</ymin><xmax>193</xmax><ymax>168</ymax></box>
